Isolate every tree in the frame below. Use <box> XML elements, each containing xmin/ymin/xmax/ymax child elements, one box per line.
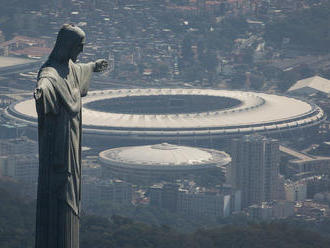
<box><xmin>230</xmin><ymin>73</ymin><xmax>245</xmax><ymax>89</ymax></box>
<box><xmin>182</xmin><ymin>63</ymin><xmax>204</xmax><ymax>82</ymax></box>
<box><xmin>181</xmin><ymin>35</ymin><xmax>194</xmax><ymax>66</ymax></box>
<box><xmin>264</xmin><ymin>3</ymin><xmax>330</xmax><ymax>52</ymax></box>
<box><xmin>250</xmin><ymin>74</ymin><xmax>265</xmax><ymax>90</ymax></box>
<box><xmin>203</xmin><ymin>49</ymin><xmax>218</xmax><ymax>74</ymax></box>
<box><xmin>279</xmin><ymin>69</ymin><xmax>300</xmax><ymax>92</ymax></box>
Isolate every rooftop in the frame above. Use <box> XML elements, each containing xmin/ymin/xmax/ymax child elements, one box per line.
<box><xmin>99</xmin><ymin>143</ymin><xmax>231</xmax><ymax>168</ymax></box>
<box><xmin>0</xmin><ymin>56</ymin><xmax>37</xmax><ymax>68</ymax></box>
<box><xmin>7</xmin><ymin>88</ymin><xmax>325</xmax><ymax>138</ymax></box>
<box><xmin>288</xmin><ymin>76</ymin><xmax>330</xmax><ymax>94</ymax></box>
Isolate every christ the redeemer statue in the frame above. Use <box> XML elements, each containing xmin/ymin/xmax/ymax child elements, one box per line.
<box><xmin>34</xmin><ymin>24</ymin><xmax>108</xmax><ymax>248</ymax></box>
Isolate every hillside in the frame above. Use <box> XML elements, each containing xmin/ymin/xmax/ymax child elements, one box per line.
<box><xmin>1</xmin><ymin>180</ymin><xmax>330</xmax><ymax>248</ymax></box>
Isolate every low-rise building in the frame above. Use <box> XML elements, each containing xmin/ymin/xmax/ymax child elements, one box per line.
<box><xmin>149</xmin><ymin>182</ymin><xmax>241</xmax><ymax>218</ymax></box>
<box><xmin>295</xmin><ymin>200</ymin><xmax>330</xmax><ymax>220</ymax></box>
<box><xmin>287</xmin><ymin>76</ymin><xmax>330</xmax><ymax>96</ymax></box>
<box><xmin>0</xmin><ymin>137</ymin><xmax>39</xmax><ymax>198</ymax></box>
<box><xmin>82</xmin><ymin>176</ymin><xmax>132</xmax><ymax>208</ymax></box>
<box><xmin>248</xmin><ymin>201</ymin><xmax>295</xmax><ymax>220</ymax></box>
<box><xmin>280</xmin><ymin>145</ymin><xmax>330</xmax><ymax>175</ymax></box>
<box><xmin>177</xmin><ymin>190</ymin><xmax>229</xmax><ymax>217</ymax></box>
<box><xmin>0</xmin><ymin>136</ymin><xmax>38</xmax><ymax>156</ymax></box>
<box><xmin>285</xmin><ymin>180</ymin><xmax>307</xmax><ymax>201</ymax></box>
<box><xmin>82</xmin><ymin>156</ymin><xmax>102</xmax><ymax>178</ymax></box>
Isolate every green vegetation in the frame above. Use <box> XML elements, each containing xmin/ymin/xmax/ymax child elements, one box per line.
<box><xmin>0</xmin><ymin>0</ymin><xmax>47</xmax><ymax>38</ymax></box>
<box><xmin>0</xmin><ymin>184</ymin><xmax>35</xmax><ymax>248</ymax></box>
<box><xmin>1</xmin><ymin>181</ymin><xmax>330</xmax><ymax>248</ymax></box>
<box><xmin>82</xmin><ymin>216</ymin><xmax>330</xmax><ymax>248</ymax></box>
<box><xmin>178</xmin><ymin>16</ymin><xmax>248</xmax><ymax>83</ymax></box>
<box><xmin>84</xmin><ymin>201</ymin><xmax>219</xmax><ymax>233</ymax></box>
<box><xmin>265</xmin><ymin>3</ymin><xmax>330</xmax><ymax>52</ymax></box>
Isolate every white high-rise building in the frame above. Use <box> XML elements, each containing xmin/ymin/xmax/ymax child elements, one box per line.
<box><xmin>230</xmin><ymin>135</ymin><xmax>280</xmax><ymax>208</ymax></box>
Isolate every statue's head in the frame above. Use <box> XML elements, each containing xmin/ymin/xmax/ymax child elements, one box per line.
<box><xmin>49</xmin><ymin>24</ymin><xmax>86</xmax><ymax>63</ymax></box>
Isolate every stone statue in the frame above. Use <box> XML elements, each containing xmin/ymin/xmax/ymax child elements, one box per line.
<box><xmin>34</xmin><ymin>24</ymin><xmax>108</xmax><ymax>248</ymax></box>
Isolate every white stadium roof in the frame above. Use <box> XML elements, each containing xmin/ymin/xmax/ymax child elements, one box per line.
<box><xmin>288</xmin><ymin>76</ymin><xmax>330</xmax><ymax>95</ymax></box>
<box><xmin>0</xmin><ymin>56</ymin><xmax>36</xmax><ymax>68</ymax></box>
<box><xmin>6</xmin><ymin>88</ymin><xmax>325</xmax><ymax>139</ymax></box>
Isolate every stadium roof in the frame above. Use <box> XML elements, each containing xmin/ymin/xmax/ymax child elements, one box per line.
<box><xmin>288</xmin><ymin>76</ymin><xmax>330</xmax><ymax>95</ymax></box>
<box><xmin>7</xmin><ymin>88</ymin><xmax>325</xmax><ymax>139</ymax></box>
<box><xmin>0</xmin><ymin>56</ymin><xmax>37</xmax><ymax>68</ymax></box>
<box><xmin>99</xmin><ymin>143</ymin><xmax>231</xmax><ymax>169</ymax></box>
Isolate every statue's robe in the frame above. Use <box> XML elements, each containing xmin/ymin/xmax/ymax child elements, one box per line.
<box><xmin>34</xmin><ymin>60</ymin><xmax>94</xmax><ymax>248</ymax></box>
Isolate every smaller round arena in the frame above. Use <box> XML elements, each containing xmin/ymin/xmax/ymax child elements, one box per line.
<box><xmin>99</xmin><ymin>143</ymin><xmax>231</xmax><ymax>184</ymax></box>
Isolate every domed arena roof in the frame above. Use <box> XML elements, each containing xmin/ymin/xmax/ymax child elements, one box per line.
<box><xmin>99</xmin><ymin>143</ymin><xmax>231</xmax><ymax>170</ymax></box>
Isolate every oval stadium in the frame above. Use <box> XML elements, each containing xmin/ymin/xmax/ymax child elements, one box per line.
<box><xmin>5</xmin><ymin>88</ymin><xmax>326</xmax><ymax>148</ymax></box>
<box><xmin>99</xmin><ymin>143</ymin><xmax>231</xmax><ymax>184</ymax></box>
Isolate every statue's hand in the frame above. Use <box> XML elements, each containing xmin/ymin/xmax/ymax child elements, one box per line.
<box><xmin>94</xmin><ymin>59</ymin><xmax>108</xmax><ymax>72</ymax></box>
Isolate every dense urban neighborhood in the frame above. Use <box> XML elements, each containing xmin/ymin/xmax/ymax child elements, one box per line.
<box><xmin>1</xmin><ymin>0</ymin><xmax>330</xmax><ymax>247</ymax></box>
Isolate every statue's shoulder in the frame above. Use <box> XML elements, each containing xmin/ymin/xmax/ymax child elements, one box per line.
<box><xmin>36</xmin><ymin>64</ymin><xmax>59</xmax><ymax>93</ymax></box>
<box><xmin>38</xmin><ymin>66</ymin><xmax>59</xmax><ymax>81</ymax></box>
<box><xmin>34</xmin><ymin>73</ymin><xmax>57</xmax><ymax>106</ymax></box>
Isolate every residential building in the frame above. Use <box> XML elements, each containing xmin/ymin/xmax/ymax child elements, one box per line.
<box><xmin>285</xmin><ymin>180</ymin><xmax>307</xmax><ymax>201</ymax></box>
<box><xmin>149</xmin><ymin>182</ymin><xmax>241</xmax><ymax>218</ymax></box>
<box><xmin>248</xmin><ymin>200</ymin><xmax>295</xmax><ymax>220</ymax></box>
<box><xmin>230</xmin><ymin>135</ymin><xmax>280</xmax><ymax>208</ymax></box>
<box><xmin>82</xmin><ymin>176</ymin><xmax>132</xmax><ymax>207</ymax></box>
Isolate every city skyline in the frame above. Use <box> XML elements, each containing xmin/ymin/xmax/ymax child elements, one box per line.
<box><xmin>1</xmin><ymin>0</ymin><xmax>330</xmax><ymax>247</ymax></box>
